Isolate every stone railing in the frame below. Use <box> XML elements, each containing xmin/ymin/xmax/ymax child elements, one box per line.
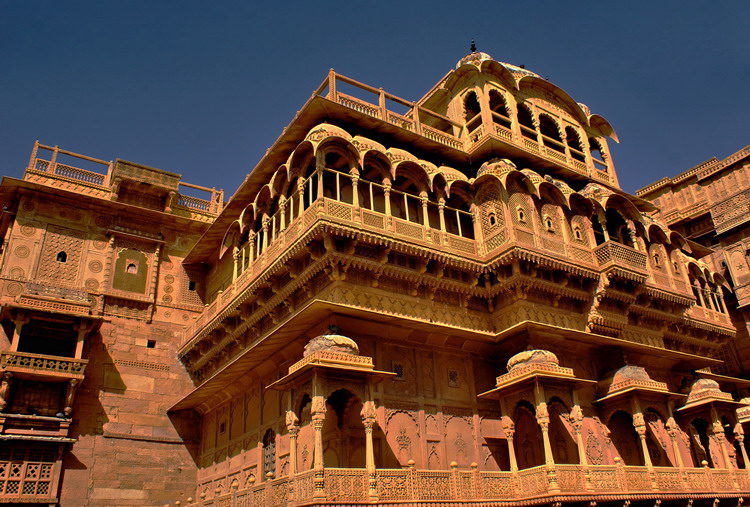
<box><xmin>0</xmin><ymin>351</ymin><xmax>87</xmax><ymax>379</ymax></box>
<box><xmin>594</xmin><ymin>241</ymin><xmax>648</xmax><ymax>274</ymax></box>
<box><xmin>186</xmin><ymin>464</ymin><xmax>750</xmax><ymax>506</ymax></box>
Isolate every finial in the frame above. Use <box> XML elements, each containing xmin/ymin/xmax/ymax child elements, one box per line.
<box><xmin>470</xmin><ymin>39</ymin><xmax>477</xmax><ymax>53</ymax></box>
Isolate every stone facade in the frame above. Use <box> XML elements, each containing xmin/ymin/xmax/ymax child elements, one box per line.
<box><xmin>1</xmin><ymin>50</ymin><xmax>750</xmax><ymax>506</ymax></box>
<box><xmin>638</xmin><ymin>145</ymin><xmax>750</xmax><ymax>376</ymax></box>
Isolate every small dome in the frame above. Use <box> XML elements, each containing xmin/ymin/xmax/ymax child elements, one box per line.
<box><xmin>456</xmin><ymin>51</ymin><xmax>494</xmax><ymax>69</ymax></box>
<box><xmin>303</xmin><ymin>333</ymin><xmax>359</xmax><ymax>357</ymax></box>
<box><xmin>689</xmin><ymin>378</ymin><xmax>721</xmax><ymax>393</ymax></box>
<box><xmin>611</xmin><ymin>365</ymin><xmax>652</xmax><ymax>385</ymax></box>
<box><xmin>477</xmin><ymin>159</ymin><xmax>516</xmax><ymax>178</ymax></box>
<box><xmin>507</xmin><ymin>349</ymin><xmax>559</xmax><ymax>372</ymax></box>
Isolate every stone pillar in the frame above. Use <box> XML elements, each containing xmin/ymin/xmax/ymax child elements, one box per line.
<box><xmin>9</xmin><ymin>313</ymin><xmax>28</xmax><ymax>352</ymax></box>
<box><xmin>232</xmin><ymin>247</ymin><xmax>239</xmax><ymax>282</ymax></box>
<box><xmin>297</xmin><ymin>179</ymin><xmax>306</xmax><ymax>215</ymax></box>
<box><xmin>165</xmin><ymin>191</ymin><xmax>177</xmax><ymax>213</ymax></box>
<box><xmin>64</xmin><ymin>379</ymin><xmax>79</xmax><ymax>416</ymax></box>
<box><xmin>533</xmin><ymin>382</ymin><xmax>558</xmax><ymax>491</ymax></box>
<box><xmin>711</xmin><ymin>414</ymin><xmax>733</xmax><ymax>470</ymax></box>
<box><xmin>666</xmin><ymin>416</ymin><xmax>685</xmax><ymax>469</ymax></box>
<box><xmin>361</xmin><ymin>400</ymin><xmax>378</xmax><ymax>500</ymax></box>
<box><xmin>279</xmin><ymin>197</ymin><xmax>287</xmax><ymax>231</ymax></box>
<box><xmin>351</xmin><ymin>174</ymin><xmax>360</xmax><ymax>208</ymax></box>
<box><xmin>261</xmin><ymin>215</ymin><xmax>270</xmax><ymax>251</ymax></box>
<box><xmin>311</xmin><ymin>395</ymin><xmax>327</xmax><ymax>499</ymax></box>
<box><xmin>383</xmin><ymin>182</ymin><xmax>392</xmax><ymax>217</ymax></box>
<box><xmin>73</xmin><ymin>321</ymin><xmax>90</xmax><ymax>359</ymax></box>
<box><xmin>286</xmin><ymin>410</ymin><xmax>299</xmax><ymax>476</ymax></box>
<box><xmin>632</xmin><ymin>412</ymin><xmax>653</xmax><ymax>469</ymax></box>
<box><xmin>501</xmin><ymin>415</ymin><xmax>518</xmax><ymax>472</ymax></box>
<box><xmin>734</xmin><ymin>424</ymin><xmax>750</xmax><ymax>471</ymax></box>
<box><xmin>0</xmin><ymin>372</ymin><xmax>12</xmax><ymax>411</ymax></box>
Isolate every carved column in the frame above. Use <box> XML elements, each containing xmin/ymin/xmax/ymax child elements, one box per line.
<box><xmin>9</xmin><ymin>313</ymin><xmax>28</xmax><ymax>352</ymax></box>
<box><xmin>533</xmin><ymin>381</ymin><xmax>558</xmax><ymax>491</ymax></box>
<box><xmin>632</xmin><ymin>411</ymin><xmax>653</xmax><ymax>469</ymax></box>
<box><xmin>734</xmin><ymin>424</ymin><xmax>750</xmax><ymax>472</ymax></box>
<box><xmin>297</xmin><ymin>179</ymin><xmax>306</xmax><ymax>215</ymax></box>
<box><xmin>351</xmin><ymin>174</ymin><xmax>360</xmax><ymax>208</ymax></box>
<box><xmin>64</xmin><ymin>379</ymin><xmax>79</xmax><ymax>416</ymax></box>
<box><xmin>420</xmin><ymin>193</ymin><xmax>431</xmax><ymax>243</ymax></box>
<box><xmin>279</xmin><ymin>197</ymin><xmax>287</xmax><ymax>231</ymax></box>
<box><xmin>311</xmin><ymin>395</ymin><xmax>327</xmax><ymax>499</ymax></box>
<box><xmin>286</xmin><ymin>410</ymin><xmax>300</xmax><ymax>476</ymax></box>
<box><xmin>599</xmin><ymin>214</ymin><xmax>610</xmax><ymax>242</ymax></box>
<box><xmin>666</xmin><ymin>416</ymin><xmax>685</xmax><ymax>469</ymax></box>
<box><xmin>0</xmin><ymin>372</ymin><xmax>12</xmax><ymax>411</ymax></box>
<box><xmin>73</xmin><ymin>320</ymin><xmax>91</xmax><ymax>359</ymax></box>
<box><xmin>570</xmin><ymin>403</ymin><xmax>589</xmax><ymax>465</ymax></box>
<box><xmin>361</xmin><ymin>400</ymin><xmax>378</xmax><ymax>500</ymax></box>
<box><xmin>501</xmin><ymin>415</ymin><xmax>518</xmax><ymax>472</ymax></box>
<box><xmin>165</xmin><ymin>191</ymin><xmax>177</xmax><ymax>213</ymax></box>
<box><xmin>711</xmin><ymin>411</ymin><xmax>733</xmax><ymax>470</ymax></box>
<box><xmin>232</xmin><ymin>247</ymin><xmax>239</xmax><ymax>282</ymax></box>
<box><xmin>261</xmin><ymin>215</ymin><xmax>270</xmax><ymax>251</ymax></box>
<box><xmin>383</xmin><ymin>181</ymin><xmax>392</xmax><ymax>217</ymax></box>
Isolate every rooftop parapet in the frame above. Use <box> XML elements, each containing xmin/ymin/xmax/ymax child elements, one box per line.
<box><xmin>23</xmin><ymin>141</ymin><xmax>225</xmax><ymax>219</ymax></box>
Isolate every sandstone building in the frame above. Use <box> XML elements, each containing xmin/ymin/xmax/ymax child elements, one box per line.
<box><xmin>1</xmin><ymin>50</ymin><xmax>750</xmax><ymax>506</ymax></box>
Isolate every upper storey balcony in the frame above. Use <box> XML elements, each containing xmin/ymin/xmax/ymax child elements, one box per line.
<box><xmin>313</xmin><ymin>71</ymin><xmax>616</xmax><ymax>189</ymax></box>
<box><xmin>23</xmin><ymin>142</ymin><xmax>224</xmax><ymax>221</ymax></box>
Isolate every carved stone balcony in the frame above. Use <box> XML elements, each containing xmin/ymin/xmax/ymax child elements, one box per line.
<box><xmin>0</xmin><ymin>351</ymin><xmax>87</xmax><ymax>381</ymax></box>
<box><xmin>192</xmin><ymin>464</ymin><xmax>750</xmax><ymax>506</ymax></box>
<box><xmin>0</xmin><ymin>413</ymin><xmax>73</xmax><ymax>440</ymax></box>
<box><xmin>594</xmin><ymin>241</ymin><xmax>649</xmax><ymax>281</ymax></box>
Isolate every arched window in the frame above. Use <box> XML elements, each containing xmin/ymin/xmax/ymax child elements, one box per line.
<box><xmin>488</xmin><ymin>90</ymin><xmax>511</xmax><ymax>129</ymax></box>
<box><xmin>513</xmin><ymin>402</ymin><xmax>544</xmax><ymax>469</ymax></box>
<box><xmin>539</xmin><ymin>114</ymin><xmax>564</xmax><ymax>153</ymax></box>
<box><xmin>464</xmin><ymin>92</ymin><xmax>482</xmax><ymax>133</ymax></box>
<box><xmin>608</xmin><ymin>411</ymin><xmax>644</xmax><ymax>466</ymax></box>
<box><xmin>689</xmin><ymin>418</ymin><xmax>713</xmax><ymax>467</ymax></box>
<box><xmin>589</xmin><ymin>138</ymin><xmax>608</xmax><ymax>172</ymax></box>
<box><xmin>605</xmin><ymin>208</ymin><xmax>634</xmax><ymax>248</ymax></box>
<box><xmin>263</xmin><ymin>429</ymin><xmax>276</xmax><ymax>479</ymax></box>
<box><xmin>565</xmin><ymin>127</ymin><xmax>586</xmax><ymax>162</ymax></box>
<box><xmin>56</xmin><ymin>251</ymin><xmax>67</xmax><ymax>263</ymax></box>
<box><xmin>445</xmin><ymin>193</ymin><xmax>474</xmax><ymax>239</ymax></box>
<box><xmin>517</xmin><ymin>104</ymin><xmax>536</xmax><ymax>140</ymax></box>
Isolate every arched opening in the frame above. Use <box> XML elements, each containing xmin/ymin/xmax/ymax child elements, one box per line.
<box><xmin>322</xmin><ymin>150</ymin><xmax>355</xmax><ymax>205</ymax></box>
<box><xmin>517</xmin><ymin>104</ymin><xmax>536</xmax><ymax>140</ymax></box>
<box><xmin>296</xmin><ymin>395</ymin><xmax>313</xmax><ymax>472</ymax></box>
<box><xmin>56</xmin><ymin>251</ymin><xmax>67</xmax><ymax>263</ymax></box>
<box><xmin>360</xmin><ymin>155</ymin><xmax>389</xmax><ymax>214</ymax></box>
<box><xmin>689</xmin><ymin>418</ymin><xmax>714</xmax><ymax>468</ymax></box>
<box><xmin>488</xmin><ymin>90</ymin><xmax>511</xmax><ymax>130</ymax></box>
<box><xmin>390</xmin><ymin>174</ymin><xmax>423</xmax><ymax>225</ymax></box>
<box><xmin>565</xmin><ymin>127</ymin><xmax>586</xmax><ymax>162</ymax></box>
<box><xmin>513</xmin><ymin>401</ymin><xmax>544</xmax><ymax>469</ymax></box>
<box><xmin>591</xmin><ymin>215</ymin><xmax>606</xmax><ymax>245</ymax></box>
<box><xmin>589</xmin><ymin>138</ymin><xmax>608</xmax><ymax>172</ymax></box>
<box><xmin>548</xmin><ymin>401</ymin><xmax>579</xmax><ymax>464</ymax></box>
<box><xmin>464</xmin><ymin>92</ymin><xmax>482</xmax><ymax>133</ymax></box>
<box><xmin>608</xmin><ymin>411</ymin><xmax>644</xmax><ymax>466</ymax></box>
<box><xmin>605</xmin><ymin>208</ymin><xmax>634</xmax><ymax>248</ymax></box>
<box><xmin>723</xmin><ymin>416</ymin><xmax>743</xmax><ymax>469</ymax></box>
<box><xmin>539</xmin><ymin>114</ymin><xmax>564</xmax><ymax>153</ymax></box>
<box><xmin>445</xmin><ymin>193</ymin><xmax>474</xmax><ymax>239</ymax></box>
<box><xmin>263</xmin><ymin>428</ymin><xmax>277</xmax><ymax>479</ymax></box>
<box><xmin>322</xmin><ymin>389</ymin><xmax>366</xmax><ymax>468</ymax></box>
<box><xmin>644</xmin><ymin>409</ymin><xmax>672</xmax><ymax>467</ymax></box>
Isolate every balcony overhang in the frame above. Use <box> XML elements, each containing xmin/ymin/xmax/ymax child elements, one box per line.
<box><xmin>0</xmin><ymin>351</ymin><xmax>87</xmax><ymax>381</ymax></box>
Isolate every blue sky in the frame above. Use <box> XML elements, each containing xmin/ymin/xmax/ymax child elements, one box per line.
<box><xmin>1</xmin><ymin>1</ymin><xmax>748</xmax><ymax>196</ymax></box>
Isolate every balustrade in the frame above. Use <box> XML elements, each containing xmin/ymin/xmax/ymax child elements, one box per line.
<box><xmin>0</xmin><ymin>351</ymin><xmax>87</xmax><ymax>379</ymax></box>
<box><xmin>594</xmin><ymin>241</ymin><xmax>648</xmax><ymax>272</ymax></box>
<box><xmin>186</xmin><ymin>464</ymin><xmax>750</xmax><ymax>506</ymax></box>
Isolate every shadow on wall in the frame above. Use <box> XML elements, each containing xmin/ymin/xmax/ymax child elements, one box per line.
<box><xmin>169</xmin><ymin>408</ymin><xmax>202</xmax><ymax>465</ymax></box>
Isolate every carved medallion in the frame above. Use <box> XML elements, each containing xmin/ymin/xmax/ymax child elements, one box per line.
<box><xmin>85</xmin><ymin>278</ymin><xmax>99</xmax><ymax>291</ymax></box>
<box><xmin>20</xmin><ymin>226</ymin><xmax>35</xmax><ymax>237</ymax></box>
<box><xmin>14</xmin><ymin>246</ymin><xmax>30</xmax><ymax>259</ymax></box>
<box><xmin>163</xmin><ymin>295</ymin><xmax>173</xmax><ymax>303</ymax></box>
<box><xmin>6</xmin><ymin>282</ymin><xmax>22</xmax><ymax>296</ymax></box>
<box><xmin>93</xmin><ymin>238</ymin><xmax>108</xmax><ymax>250</ymax></box>
<box><xmin>8</xmin><ymin>267</ymin><xmax>24</xmax><ymax>278</ymax></box>
<box><xmin>95</xmin><ymin>215</ymin><xmax>112</xmax><ymax>228</ymax></box>
<box><xmin>88</xmin><ymin>260</ymin><xmax>103</xmax><ymax>273</ymax></box>
<box><xmin>164</xmin><ymin>274</ymin><xmax>175</xmax><ymax>283</ymax></box>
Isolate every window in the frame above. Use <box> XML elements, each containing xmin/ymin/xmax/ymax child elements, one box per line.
<box><xmin>464</xmin><ymin>92</ymin><xmax>482</xmax><ymax>132</ymax></box>
<box><xmin>565</xmin><ymin>126</ymin><xmax>586</xmax><ymax>162</ymax></box>
<box><xmin>573</xmin><ymin>226</ymin><xmax>583</xmax><ymax>240</ymax></box>
<box><xmin>147</xmin><ymin>340</ymin><xmax>156</xmax><ymax>349</ymax></box>
<box><xmin>517</xmin><ymin>207</ymin><xmax>526</xmax><ymax>223</ymax></box>
<box><xmin>188</xmin><ymin>280</ymin><xmax>197</xmax><ymax>291</ymax></box>
<box><xmin>488</xmin><ymin>90</ymin><xmax>511</xmax><ymax>129</ymax></box>
<box><xmin>56</xmin><ymin>251</ymin><xmax>67</xmax><ymax>263</ymax></box>
<box><xmin>589</xmin><ymin>138</ymin><xmax>608</xmax><ymax>171</ymax></box>
<box><xmin>517</xmin><ymin>104</ymin><xmax>536</xmax><ymax>139</ymax></box>
<box><xmin>126</xmin><ymin>262</ymin><xmax>138</xmax><ymax>274</ymax></box>
<box><xmin>544</xmin><ymin>215</ymin><xmax>554</xmax><ymax>231</ymax></box>
<box><xmin>539</xmin><ymin>114</ymin><xmax>564</xmax><ymax>153</ymax></box>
